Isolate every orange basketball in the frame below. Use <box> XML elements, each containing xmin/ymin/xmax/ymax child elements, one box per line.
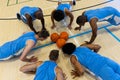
<box><xmin>60</xmin><ymin>32</ymin><xmax>69</xmax><ymax>41</ymax></box>
<box><xmin>50</xmin><ymin>33</ymin><xmax>60</xmax><ymax>42</ymax></box>
<box><xmin>56</xmin><ymin>38</ymin><xmax>66</xmax><ymax>48</ymax></box>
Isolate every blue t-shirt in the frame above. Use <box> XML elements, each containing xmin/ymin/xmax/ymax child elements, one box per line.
<box><xmin>72</xmin><ymin>46</ymin><xmax>108</xmax><ymax>75</ymax></box>
<box><xmin>34</xmin><ymin>61</ymin><xmax>57</xmax><ymax>80</ymax></box>
<box><xmin>84</xmin><ymin>7</ymin><xmax>120</xmax><ymax>25</ymax></box>
<box><xmin>0</xmin><ymin>32</ymin><xmax>37</xmax><ymax>59</ymax></box>
<box><xmin>20</xmin><ymin>6</ymin><xmax>39</xmax><ymax>23</ymax></box>
<box><xmin>57</xmin><ymin>4</ymin><xmax>71</xmax><ymax>12</ymax></box>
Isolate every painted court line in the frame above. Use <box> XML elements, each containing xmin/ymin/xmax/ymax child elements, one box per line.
<box><xmin>32</xmin><ymin>24</ymin><xmax>120</xmax><ymax>51</ymax></box>
<box><xmin>104</xmin><ymin>27</ymin><xmax>120</xmax><ymax>42</ymax></box>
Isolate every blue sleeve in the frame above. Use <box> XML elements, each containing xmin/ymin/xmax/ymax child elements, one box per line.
<box><xmin>22</xmin><ymin>32</ymin><xmax>35</xmax><ymax>37</ymax></box>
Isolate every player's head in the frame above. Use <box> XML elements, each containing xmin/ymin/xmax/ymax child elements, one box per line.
<box><xmin>37</xmin><ymin>29</ymin><xmax>50</xmax><ymax>40</ymax></box>
<box><xmin>53</xmin><ymin>10</ymin><xmax>65</xmax><ymax>21</ymax></box>
<box><xmin>62</xmin><ymin>43</ymin><xmax>76</xmax><ymax>55</ymax></box>
<box><xmin>49</xmin><ymin>50</ymin><xmax>59</xmax><ymax>61</ymax></box>
<box><xmin>76</xmin><ymin>15</ymin><xmax>86</xmax><ymax>26</ymax></box>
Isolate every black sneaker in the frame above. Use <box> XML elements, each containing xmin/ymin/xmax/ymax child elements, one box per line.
<box><xmin>16</xmin><ymin>13</ymin><xmax>21</xmax><ymax>20</ymax></box>
<box><xmin>73</xmin><ymin>0</ymin><xmax>76</xmax><ymax>5</ymax></box>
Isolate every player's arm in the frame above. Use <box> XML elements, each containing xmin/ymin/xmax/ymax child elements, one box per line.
<box><xmin>80</xmin><ymin>43</ymin><xmax>101</xmax><ymax>53</ymax></box>
<box><xmin>40</xmin><ymin>17</ymin><xmax>45</xmax><ymax>29</ymax></box>
<box><xmin>20</xmin><ymin>61</ymin><xmax>43</xmax><ymax>74</ymax></box>
<box><xmin>56</xmin><ymin>66</ymin><xmax>66</xmax><ymax>80</ymax></box>
<box><xmin>20</xmin><ymin>40</ymin><xmax>37</xmax><ymax>62</ymax></box>
<box><xmin>65</xmin><ymin>8</ymin><xmax>74</xmax><ymax>29</ymax></box>
<box><xmin>70</xmin><ymin>55</ymin><xmax>84</xmax><ymax>79</ymax></box>
<box><xmin>25</xmin><ymin>14</ymin><xmax>37</xmax><ymax>34</ymax></box>
<box><xmin>88</xmin><ymin>18</ymin><xmax>98</xmax><ymax>44</ymax></box>
<box><xmin>51</xmin><ymin>10</ymin><xmax>56</xmax><ymax>29</ymax></box>
<box><xmin>38</xmin><ymin>8</ymin><xmax>45</xmax><ymax>29</ymax></box>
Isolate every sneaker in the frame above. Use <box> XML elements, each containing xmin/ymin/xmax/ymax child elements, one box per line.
<box><xmin>16</xmin><ymin>13</ymin><xmax>21</xmax><ymax>20</ymax></box>
<box><xmin>73</xmin><ymin>0</ymin><xmax>76</xmax><ymax>5</ymax></box>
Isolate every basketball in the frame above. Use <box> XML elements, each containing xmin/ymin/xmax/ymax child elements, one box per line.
<box><xmin>60</xmin><ymin>32</ymin><xmax>69</xmax><ymax>41</ymax></box>
<box><xmin>50</xmin><ymin>33</ymin><xmax>60</xmax><ymax>42</ymax></box>
<box><xmin>56</xmin><ymin>38</ymin><xmax>66</xmax><ymax>48</ymax></box>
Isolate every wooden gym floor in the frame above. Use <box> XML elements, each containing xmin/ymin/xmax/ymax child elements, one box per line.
<box><xmin>0</xmin><ymin>0</ymin><xmax>120</xmax><ymax>80</ymax></box>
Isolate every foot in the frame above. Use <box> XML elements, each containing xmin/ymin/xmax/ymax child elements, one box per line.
<box><xmin>16</xmin><ymin>13</ymin><xmax>21</xmax><ymax>20</ymax></box>
<box><xmin>73</xmin><ymin>0</ymin><xmax>76</xmax><ymax>5</ymax></box>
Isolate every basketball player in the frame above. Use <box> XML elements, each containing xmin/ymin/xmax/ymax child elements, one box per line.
<box><xmin>75</xmin><ymin>7</ymin><xmax>120</xmax><ymax>44</ymax></box>
<box><xmin>62</xmin><ymin>43</ymin><xmax>120</xmax><ymax>80</ymax></box>
<box><xmin>0</xmin><ymin>31</ymin><xmax>49</xmax><ymax>62</ymax></box>
<box><xmin>51</xmin><ymin>0</ymin><xmax>76</xmax><ymax>29</ymax></box>
<box><xmin>17</xmin><ymin>6</ymin><xmax>46</xmax><ymax>34</ymax></box>
<box><xmin>20</xmin><ymin>50</ymin><xmax>66</xmax><ymax>80</ymax></box>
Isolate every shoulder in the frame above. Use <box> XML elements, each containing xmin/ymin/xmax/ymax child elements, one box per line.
<box><xmin>64</xmin><ymin>8</ymin><xmax>70</xmax><ymax>13</ymax></box>
<box><xmin>55</xmin><ymin>66</ymin><xmax>62</xmax><ymax>73</ymax></box>
<box><xmin>25</xmin><ymin>14</ymin><xmax>32</xmax><ymax>20</ymax></box>
<box><xmin>26</xmin><ymin>38</ymin><xmax>36</xmax><ymax>46</ymax></box>
<box><xmin>89</xmin><ymin>18</ymin><xmax>98</xmax><ymax>24</ymax></box>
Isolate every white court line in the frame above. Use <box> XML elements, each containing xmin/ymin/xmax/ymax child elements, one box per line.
<box><xmin>43</xmin><ymin>5</ymin><xmax>56</xmax><ymax>10</ymax></box>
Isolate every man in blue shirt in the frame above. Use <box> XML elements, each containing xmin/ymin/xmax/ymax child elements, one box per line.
<box><xmin>20</xmin><ymin>50</ymin><xmax>66</xmax><ymax>80</ymax></box>
<box><xmin>75</xmin><ymin>7</ymin><xmax>120</xmax><ymax>44</ymax></box>
<box><xmin>51</xmin><ymin>1</ymin><xmax>76</xmax><ymax>29</ymax></box>
<box><xmin>0</xmin><ymin>30</ymin><xmax>49</xmax><ymax>62</ymax></box>
<box><xmin>62</xmin><ymin>43</ymin><xmax>120</xmax><ymax>80</ymax></box>
<box><xmin>17</xmin><ymin>6</ymin><xmax>45</xmax><ymax>34</ymax></box>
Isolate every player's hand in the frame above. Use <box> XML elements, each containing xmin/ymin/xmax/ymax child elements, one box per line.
<box><xmin>51</xmin><ymin>25</ymin><xmax>56</xmax><ymax>29</ymax></box>
<box><xmin>71</xmin><ymin>69</ymin><xmax>84</xmax><ymax>79</ymax></box>
<box><xmin>67</xmin><ymin>24</ymin><xmax>72</xmax><ymax>30</ymax></box>
<box><xmin>63</xmin><ymin>73</ymin><xmax>67</xmax><ymax>80</ymax></box>
<box><xmin>84</xmin><ymin>41</ymin><xmax>91</xmax><ymax>44</ymax></box>
<box><xmin>29</xmin><ymin>56</ymin><xmax>38</xmax><ymax>62</ymax></box>
<box><xmin>74</xmin><ymin>27</ymin><xmax>81</xmax><ymax>31</ymax></box>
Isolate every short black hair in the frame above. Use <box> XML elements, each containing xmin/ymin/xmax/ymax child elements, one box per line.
<box><xmin>38</xmin><ymin>29</ymin><xmax>49</xmax><ymax>38</ymax></box>
<box><xmin>53</xmin><ymin>10</ymin><xmax>65</xmax><ymax>21</ymax></box>
<box><xmin>62</xmin><ymin>43</ymin><xmax>76</xmax><ymax>55</ymax></box>
<box><xmin>76</xmin><ymin>15</ymin><xmax>85</xmax><ymax>24</ymax></box>
<box><xmin>49</xmin><ymin>50</ymin><xmax>59</xmax><ymax>61</ymax></box>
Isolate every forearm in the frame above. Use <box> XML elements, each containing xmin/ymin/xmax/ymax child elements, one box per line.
<box><xmin>51</xmin><ymin>11</ymin><xmax>56</xmax><ymax>26</ymax></box>
<box><xmin>20</xmin><ymin>57</ymin><xmax>31</xmax><ymax>62</ymax></box>
<box><xmin>28</xmin><ymin>23</ymin><xmax>37</xmax><ymax>34</ymax></box>
<box><xmin>41</xmin><ymin>18</ymin><xmax>45</xmax><ymax>29</ymax></box>
<box><xmin>70</xmin><ymin>17</ymin><xmax>73</xmax><ymax>26</ymax></box>
<box><xmin>20</xmin><ymin>63</ymin><xmax>37</xmax><ymax>74</ymax></box>
<box><xmin>26</xmin><ymin>15</ymin><xmax>37</xmax><ymax>33</ymax></box>
<box><xmin>89</xmin><ymin>34</ymin><xmax>97</xmax><ymax>44</ymax></box>
<box><xmin>51</xmin><ymin>18</ymin><xmax>55</xmax><ymax>26</ymax></box>
<box><xmin>75</xmin><ymin>65</ymin><xmax>84</xmax><ymax>75</ymax></box>
<box><xmin>89</xmin><ymin>18</ymin><xmax>98</xmax><ymax>43</ymax></box>
<box><xmin>71</xmin><ymin>56</ymin><xmax>85</xmax><ymax>75</ymax></box>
